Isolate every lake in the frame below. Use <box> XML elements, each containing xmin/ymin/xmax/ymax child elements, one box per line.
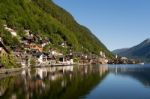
<box><xmin>0</xmin><ymin>64</ymin><xmax>150</xmax><ymax>99</ymax></box>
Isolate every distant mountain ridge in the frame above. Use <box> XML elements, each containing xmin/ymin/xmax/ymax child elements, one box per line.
<box><xmin>112</xmin><ymin>38</ymin><xmax>150</xmax><ymax>62</ymax></box>
<box><xmin>113</xmin><ymin>48</ymin><xmax>129</xmax><ymax>54</ymax></box>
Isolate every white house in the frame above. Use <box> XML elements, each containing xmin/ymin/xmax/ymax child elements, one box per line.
<box><xmin>121</xmin><ymin>57</ymin><xmax>128</xmax><ymax>60</ymax></box>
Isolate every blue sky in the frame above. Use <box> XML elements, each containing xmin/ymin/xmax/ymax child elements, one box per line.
<box><xmin>53</xmin><ymin>0</ymin><xmax>150</xmax><ymax>51</ymax></box>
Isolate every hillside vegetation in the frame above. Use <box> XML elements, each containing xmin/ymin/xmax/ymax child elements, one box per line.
<box><xmin>0</xmin><ymin>0</ymin><xmax>112</xmax><ymax>57</ymax></box>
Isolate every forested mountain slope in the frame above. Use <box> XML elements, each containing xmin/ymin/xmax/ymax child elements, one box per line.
<box><xmin>0</xmin><ymin>0</ymin><xmax>112</xmax><ymax>57</ymax></box>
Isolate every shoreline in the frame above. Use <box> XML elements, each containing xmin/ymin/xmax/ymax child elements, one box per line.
<box><xmin>0</xmin><ymin>63</ymin><xmax>89</xmax><ymax>74</ymax></box>
<box><xmin>0</xmin><ymin>67</ymin><xmax>27</xmax><ymax>74</ymax></box>
<box><xmin>0</xmin><ymin>63</ymin><xmax>144</xmax><ymax>75</ymax></box>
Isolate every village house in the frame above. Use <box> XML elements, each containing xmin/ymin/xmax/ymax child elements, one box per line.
<box><xmin>44</xmin><ymin>53</ymin><xmax>56</xmax><ymax>65</ymax></box>
<box><xmin>13</xmin><ymin>50</ymin><xmax>31</xmax><ymax>67</ymax></box>
<box><xmin>21</xmin><ymin>33</ymin><xmax>35</xmax><ymax>44</ymax></box>
<box><xmin>57</xmin><ymin>55</ymin><xmax>65</xmax><ymax>63</ymax></box>
<box><xmin>121</xmin><ymin>57</ymin><xmax>128</xmax><ymax>60</ymax></box>
<box><xmin>40</xmin><ymin>39</ymin><xmax>51</xmax><ymax>47</ymax></box>
<box><xmin>21</xmin><ymin>31</ymin><xmax>42</xmax><ymax>45</ymax></box>
<box><xmin>21</xmin><ymin>36</ymin><xmax>32</xmax><ymax>45</ymax></box>
<box><xmin>32</xmin><ymin>52</ymin><xmax>44</xmax><ymax>65</ymax></box>
<box><xmin>29</xmin><ymin>44</ymin><xmax>43</xmax><ymax>52</ymax></box>
<box><xmin>71</xmin><ymin>52</ymin><xmax>91</xmax><ymax>64</ymax></box>
<box><xmin>59</xmin><ymin>41</ymin><xmax>67</xmax><ymax>48</ymax></box>
<box><xmin>100</xmin><ymin>51</ymin><xmax>106</xmax><ymax>58</ymax></box>
<box><xmin>120</xmin><ymin>57</ymin><xmax>128</xmax><ymax>64</ymax></box>
<box><xmin>51</xmin><ymin>49</ymin><xmax>63</xmax><ymax>56</ymax></box>
<box><xmin>31</xmin><ymin>52</ymin><xmax>57</xmax><ymax>66</ymax></box>
<box><xmin>22</xmin><ymin>43</ymin><xmax>43</xmax><ymax>53</ymax></box>
<box><xmin>98</xmin><ymin>58</ymin><xmax>108</xmax><ymax>64</ymax></box>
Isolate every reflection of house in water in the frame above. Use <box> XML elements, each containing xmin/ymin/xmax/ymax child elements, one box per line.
<box><xmin>108</xmin><ymin>65</ymin><xmax>128</xmax><ymax>74</ymax></box>
<box><xmin>48</xmin><ymin>73</ymin><xmax>63</xmax><ymax>81</ymax></box>
<box><xmin>56</xmin><ymin>55</ymin><xmax>74</xmax><ymax>65</ymax></box>
<box><xmin>75</xmin><ymin>65</ymin><xmax>108</xmax><ymax>77</ymax></box>
<box><xmin>49</xmin><ymin>66</ymin><xmax>73</xmax><ymax>73</ymax></box>
<box><xmin>35</xmin><ymin>66</ymin><xmax>74</xmax><ymax>80</ymax></box>
<box><xmin>21</xmin><ymin>69</ymin><xmax>31</xmax><ymax>78</ymax></box>
<box><xmin>48</xmin><ymin>66</ymin><xmax>73</xmax><ymax>81</ymax></box>
<box><xmin>0</xmin><ymin>85</ymin><xmax>6</xmax><ymax>96</ymax></box>
<box><xmin>36</xmin><ymin>68</ymin><xmax>47</xmax><ymax>79</ymax></box>
<box><xmin>0</xmin><ymin>65</ymin><xmax>110</xmax><ymax>99</ymax></box>
<box><xmin>99</xmin><ymin>65</ymin><xmax>108</xmax><ymax>76</ymax></box>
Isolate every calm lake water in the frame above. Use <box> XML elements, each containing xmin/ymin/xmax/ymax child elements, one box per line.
<box><xmin>0</xmin><ymin>64</ymin><xmax>150</xmax><ymax>99</ymax></box>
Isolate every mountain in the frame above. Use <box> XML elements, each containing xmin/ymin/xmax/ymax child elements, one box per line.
<box><xmin>0</xmin><ymin>0</ymin><xmax>112</xmax><ymax>57</ymax></box>
<box><xmin>112</xmin><ymin>39</ymin><xmax>150</xmax><ymax>62</ymax></box>
<box><xmin>113</xmin><ymin>48</ymin><xmax>129</xmax><ymax>55</ymax></box>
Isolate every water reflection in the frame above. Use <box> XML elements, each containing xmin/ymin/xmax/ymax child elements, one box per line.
<box><xmin>84</xmin><ymin>64</ymin><xmax>150</xmax><ymax>99</ymax></box>
<box><xmin>0</xmin><ymin>65</ymin><xmax>108</xmax><ymax>99</ymax></box>
<box><xmin>108</xmin><ymin>64</ymin><xmax>150</xmax><ymax>87</ymax></box>
<box><xmin>2</xmin><ymin>65</ymin><xmax>150</xmax><ymax>99</ymax></box>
